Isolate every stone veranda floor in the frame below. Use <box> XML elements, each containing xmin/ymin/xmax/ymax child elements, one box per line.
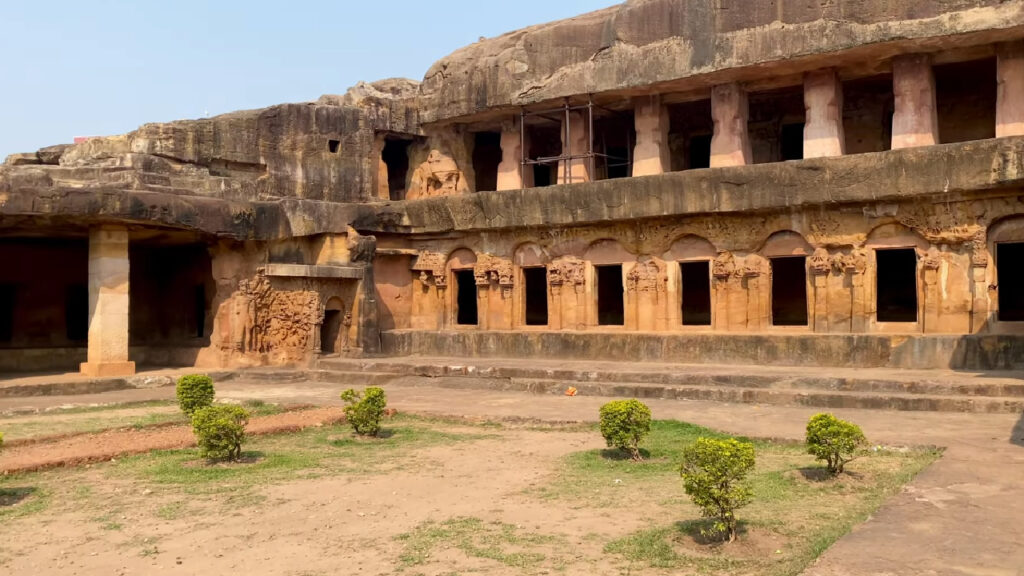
<box><xmin>3</xmin><ymin>376</ymin><xmax>1024</xmax><ymax>576</ymax></box>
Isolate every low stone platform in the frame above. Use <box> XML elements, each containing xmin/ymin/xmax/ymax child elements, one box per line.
<box><xmin>381</xmin><ymin>330</ymin><xmax>1024</xmax><ymax>371</ymax></box>
<box><xmin>318</xmin><ymin>356</ymin><xmax>1024</xmax><ymax>413</ymax></box>
<box><xmin>0</xmin><ymin>368</ymin><xmax>303</xmax><ymax>399</ymax></box>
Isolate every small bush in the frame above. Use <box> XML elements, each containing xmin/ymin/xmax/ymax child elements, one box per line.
<box><xmin>176</xmin><ymin>374</ymin><xmax>215</xmax><ymax>416</ymax></box>
<box><xmin>191</xmin><ymin>405</ymin><xmax>249</xmax><ymax>461</ymax></box>
<box><xmin>340</xmin><ymin>387</ymin><xmax>387</xmax><ymax>436</ymax></box>
<box><xmin>806</xmin><ymin>413</ymin><xmax>867</xmax><ymax>475</ymax></box>
<box><xmin>679</xmin><ymin>437</ymin><xmax>756</xmax><ymax>543</ymax></box>
<box><xmin>599</xmin><ymin>399</ymin><xmax>652</xmax><ymax>461</ymax></box>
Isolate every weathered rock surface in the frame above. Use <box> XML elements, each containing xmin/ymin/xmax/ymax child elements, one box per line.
<box><xmin>418</xmin><ymin>0</ymin><xmax>1024</xmax><ymax>123</ymax></box>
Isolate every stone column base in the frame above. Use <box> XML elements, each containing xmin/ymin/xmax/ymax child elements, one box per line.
<box><xmin>80</xmin><ymin>361</ymin><xmax>136</xmax><ymax>377</ymax></box>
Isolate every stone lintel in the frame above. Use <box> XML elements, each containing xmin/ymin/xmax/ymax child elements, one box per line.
<box><xmin>264</xmin><ymin>263</ymin><xmax>365</xmax><ymax>279</ymax></box>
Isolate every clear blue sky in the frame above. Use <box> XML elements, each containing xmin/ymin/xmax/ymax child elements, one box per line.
<box><xmin>0</xmin><ymin>0</ymin><xmax>620</xmax><ymax>158</ymax></box>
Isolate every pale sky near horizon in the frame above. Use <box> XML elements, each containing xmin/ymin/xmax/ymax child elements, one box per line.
<box><xmin>0</xmin><ymin>0</ymin><xmax>620</xmax><ymax>158</ymax></box>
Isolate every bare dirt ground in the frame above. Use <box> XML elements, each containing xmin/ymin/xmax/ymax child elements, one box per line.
<box><xmin>0</xmin><ymin>406</ymin><xmax>344</xmax><ymax>473</ymax></box>
<box><xmin>2</xmin><ymin>379</ymin><xmax>1023</xmax><ymax>575</ymax></box>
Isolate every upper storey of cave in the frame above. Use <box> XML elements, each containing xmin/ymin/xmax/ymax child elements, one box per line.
<box><xmin>417</xmin><ymin>0</ymin><xmax>1024</xmax><ymax>124</ymax></box>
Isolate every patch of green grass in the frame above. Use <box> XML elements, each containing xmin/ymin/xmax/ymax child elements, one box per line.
<box><xmin>110</xmin><ymin>414</ymin><xmax>493</xmax><ymax>495</ymax></box>
<box><xmin>396</xmin><ymin>517</ymin><xmax>564</xmax><ymax>571</ymax></box>
<box><xmin>553</xmin><ymin>420</ymin><xmax>941</xmax><ymax>576</ymax></box>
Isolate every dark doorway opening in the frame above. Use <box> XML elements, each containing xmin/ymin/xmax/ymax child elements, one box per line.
<box><xmin>688</xmin><ymin>134</ymin><xmax>712</xmax><ymax>169</ymax></box>
<box><xmin>680</xmin><ymin>261</ymin><xmax>712</xmax><ymax>326</ymax></box>
<box><xmin>527</xmin><ymin>124</ymin><xmax>561</xmax><ymax>187</ymax></box>
<box><xmin>998</xmin><ymin>243</ymin><xmax>1024</xmax><ymax>321</ymax></box>
<box><xmin>194</xmin><ymin>285</ymin><xmax>207</xmax><ymax>338</ymax></box>
<box><xmin>321</xmin><ymin>309</ymin><xmax>342</xmax><ymax>354</ymax></box>
<box><xmin>455</xmin><ymin>270</ymin><xmax>478</xmax><ymax>326</ymax></box>
<box><xmin>65</xmin><ymin>284</ymin><xmax>88</xmax><ymax>341</ymax></box>
<box><xmin>523</xmin><ymin>267</ymin><xmax>548</xmax><ymax>326</ymax></box>
<box><xmin>472</xmin><ymin>132</ymin><xmax>502</xmax><ymax>192</ymax></box>
<box><xmin>328</xmin><ymin>139</ymin><xmax>340</xmax><ymax>153</ymax></box>
<box><xmin>130</xmin><ymin>243</ymin><xmax>213</xmax><ymax>347</ymax></box>
<box><xmin>596</xmin><ymin>265</ymin><xmax>625</xmax><ymax>326</ymax></box>
<box><xmin>780</xmin><ymin>123</ymin><xmax>805</xmax><ymax>161</ymax></box>
<box><xmin>533</xmin><ymin>165</ymin><xmax>553</xmax><ymax>187</ymax></box>
<box><xmin>0</xmin><ymin>285</ymin><xmax>14</xmax><ymax>342</ymax></box>
<box><xmin>771</xmin><ymin>256</ymin><xmax>808</xmax><ymax>326</ymax></box>
<box><xmin>382</xmin><ymin>138</ymin><xmax>412</xmax><ymax>201</ymax></box>
<box><xmin>935</xmin><ymin>58</ymin><xmax>997</xmax><ymax>144</ymax></box>
<box><xmin>876</xmin><ymin>249</ymin><xmax>918</xmax><ymax>322</ymax></box>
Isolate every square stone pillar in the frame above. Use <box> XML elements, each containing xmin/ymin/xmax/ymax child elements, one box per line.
<box><xmin>710</xmin><ymin>83</ymin><xmax>752</xmax><ymax>167</ymax></box>
<box><xmin>997</xmin><ymin>41</ymin><xmax>1024</xmax><ymax>138</ymax></box>
<box><xmin>632</xmin><ymin>95</ymin><xmax>670</xmax><ymax>176</ymax></box>
<box><xmin>557</xmin><ymin>111</ymin><xmax>591</xmax><ymax>184</ymax></box>
<box><xmin>891</xmin><ymin>54</ymin><xmax>938</xmax><ymax>149</ymax></box>
<box><xmin>496</xmin><ymin>121</ymin><xmax>531</xmax><ymax>190</ymax></box>
<box><xmin>80</xmin><ymin>226</ymin><xmax>135</xmax><ymax>377</ymax></box>
<box><xmin>803</xmin><ymin>69</ymin><xmax>846</xmax><ymax>158</ymax></box>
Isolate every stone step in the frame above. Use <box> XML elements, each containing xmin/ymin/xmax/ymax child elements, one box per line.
<box><xmin>353</xmin><ymin>374</ymin><xmax>1024</xmax><ymax>414</ymax></box>
<box><xmin>317</xmin><ymin>357</ymin><xmax>1024</xmax><ymax>399</ymax></box>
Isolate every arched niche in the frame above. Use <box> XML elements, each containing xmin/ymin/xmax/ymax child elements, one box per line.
<box><xmin>513</xmin><ymin>242</ymin><xmax>550</xmax><ymax>267</ymax></box>
<box><xmin>584</xmin><ymin>239</ymin><xmax>634</xmax><ymax>265</ymax></box>
<box><xmin>446</xmin><ymin>248</ymin><xmax>477</xmax><ymax>270</ymax></box>
<box><xmin>759</xmin><ymin>230</ymin><xmax>814</xmax><ymax>257</ymax></box>
<box><xmin>663</xmin><ymin>234</ymin><xmax>717</xmax><ymax>262</ymax></box>
<box><xmin>988</xmin><ymin>215</ymin><xmax>1024</xmax><ymax>245</ymax></box>
<box><xmin>865</xmin><ymin>223</ymin><xmax>929</xmax><ymax>251</ymax></box>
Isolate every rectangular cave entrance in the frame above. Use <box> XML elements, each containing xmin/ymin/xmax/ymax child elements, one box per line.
<box><xmin>997</xmin><ymin>243</ymin><xmax>1024</xmax><ymax>322</ymax></box>
<box><xmin>523</xmin><ymin>267</ymin><xmax>549</xmax><ymax>326</ymax></box>
<box><xmin>875</xmin><ymin>248</ymin><xmax>919</xmax><ymax>323</ymax></box>
<box><xmin>935</xmin><ymin>57</ymin><xmax>996</xmax><ymax>145</ymax></box>
<box><xmin>0</xmin><ymin>237</ymin><xmax>89</xmax><ymax>372</ymax></box>
<box><xmin>593</xmin><ymin>111</ymin><xmax>635</xmax><ymax>180</ymax></box>
<box><xmin>472</xmin><ymin>131</ymin><xmax>502</xmax><ymax>192</ymax></box>
<box><xmin>527</xmin><ymin>124</ymin><xmax>561</xmax><ymax>187</ymax></box>
<box><xmin>596</xmin><ymin>264</ymin><xmax>625</xmax><ymax>326</ymax></box>
<box><xmin>749</xmin><ymin>86</ymin><xmax>805</xmax><ymax>164</ymax></box>
<box><xmin>382</xmin><ymin>136</ymin><xmax>413</xmax><ymax>201</ymax></box>
<box><xmin>667</xmin><ymin>99</ymin><xmax>713</xmax><ymax>171</ymax></box>
<box><xmin>770</xmin><ymin>256</ymin><xmax>808</xmax><ymax>326</ymax></box>
<box><xmin>455</xmin><ymin>270</ymin><xmax>478</xmax><ymax>326</ymax></box>
<box><xmin>680</xmin><ymin>261</ymin><xmax>712</xmax><ymax>326</ymax></box>
<box><xmin>321</xmin><ymin>309</ymin><xmax>342</xmax><ymax>354</ymax></box>
<box><xmin>130</xmin><ymin>242</ymin><xmax>213</xmax><ymax>356</ymax></box>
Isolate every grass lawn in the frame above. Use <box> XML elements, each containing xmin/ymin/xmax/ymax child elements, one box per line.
<box><xmin>535</xmin><ymin>420</ymin><xmax>940</xmax><ymax>576</ymax></box>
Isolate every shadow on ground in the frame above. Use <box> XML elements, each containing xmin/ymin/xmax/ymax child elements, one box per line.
<box><xmin>0</xmin><ymin>487</ymin><xmax>37</xmax><ymax>508</ymax></box>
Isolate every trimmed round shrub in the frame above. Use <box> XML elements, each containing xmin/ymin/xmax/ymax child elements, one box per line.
<box><xmin>191</xmin><ymin>405</ymin><xmax>249</xmax><ymax>461</ymax></box>
<box><xmin>680</xmin><ymin>437</ymin><xmax>756</xmax><ymax>543</ymax></box>
<box><xmin>599</xmin><ymin>399</ymin><xmax>652</xmax><ymax>461</ymax></box>
<box><xmin>340</xmin><ymin>387</ymin><xmax>387</xmax><ymax>437</ymax></box>
<box><xmin>176</xmin><ymin>374</ymin><xmax>215</xmax><ymax>416</ymax></box>
<box><xmin>806</xmin><ymin>413</ymin><xmax>867</xmax><ymax>475</ymax></box>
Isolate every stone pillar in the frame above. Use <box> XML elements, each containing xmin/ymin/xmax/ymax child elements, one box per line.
<box><xmin>496</xmin><ymin>121</ymin><xmax>530</xmax><ymax>190</ymax></box>
<box><xmin>891</xmin><ymin>54</ymin><xmax>938</xmax><ymax>149</ymax></box>
<box><xmin>558</xmin><ymin>111</ymin><xmax>591</xmax><ymax>184</ymax></box>
<box><xmin>922</xmin><ymin>250</ymin><xmax>941</xmax><ymax>333</ymax></box>
<box><xmin>710</xmin><ymin>83</ymin><xmax>752</xmax><ymax>167</ymax></box>
<box><xmin>80</xmin><ymin>226</ymin><xmax>135</xmax><ymax>377</ymax></box>
<box><xmin>997</xmin><ymin>41</ymin><xmax>1024</xmax><ymax>138</ymax></box>
<box><xmin>632</xmin><ymin>95</ymin><xmax>670</xmax><ymax>176</ymax></box>
<box><xmin>803</xmin><ymin>69</ymin><xmax>846</xmax><ymax>158</ymax></box>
